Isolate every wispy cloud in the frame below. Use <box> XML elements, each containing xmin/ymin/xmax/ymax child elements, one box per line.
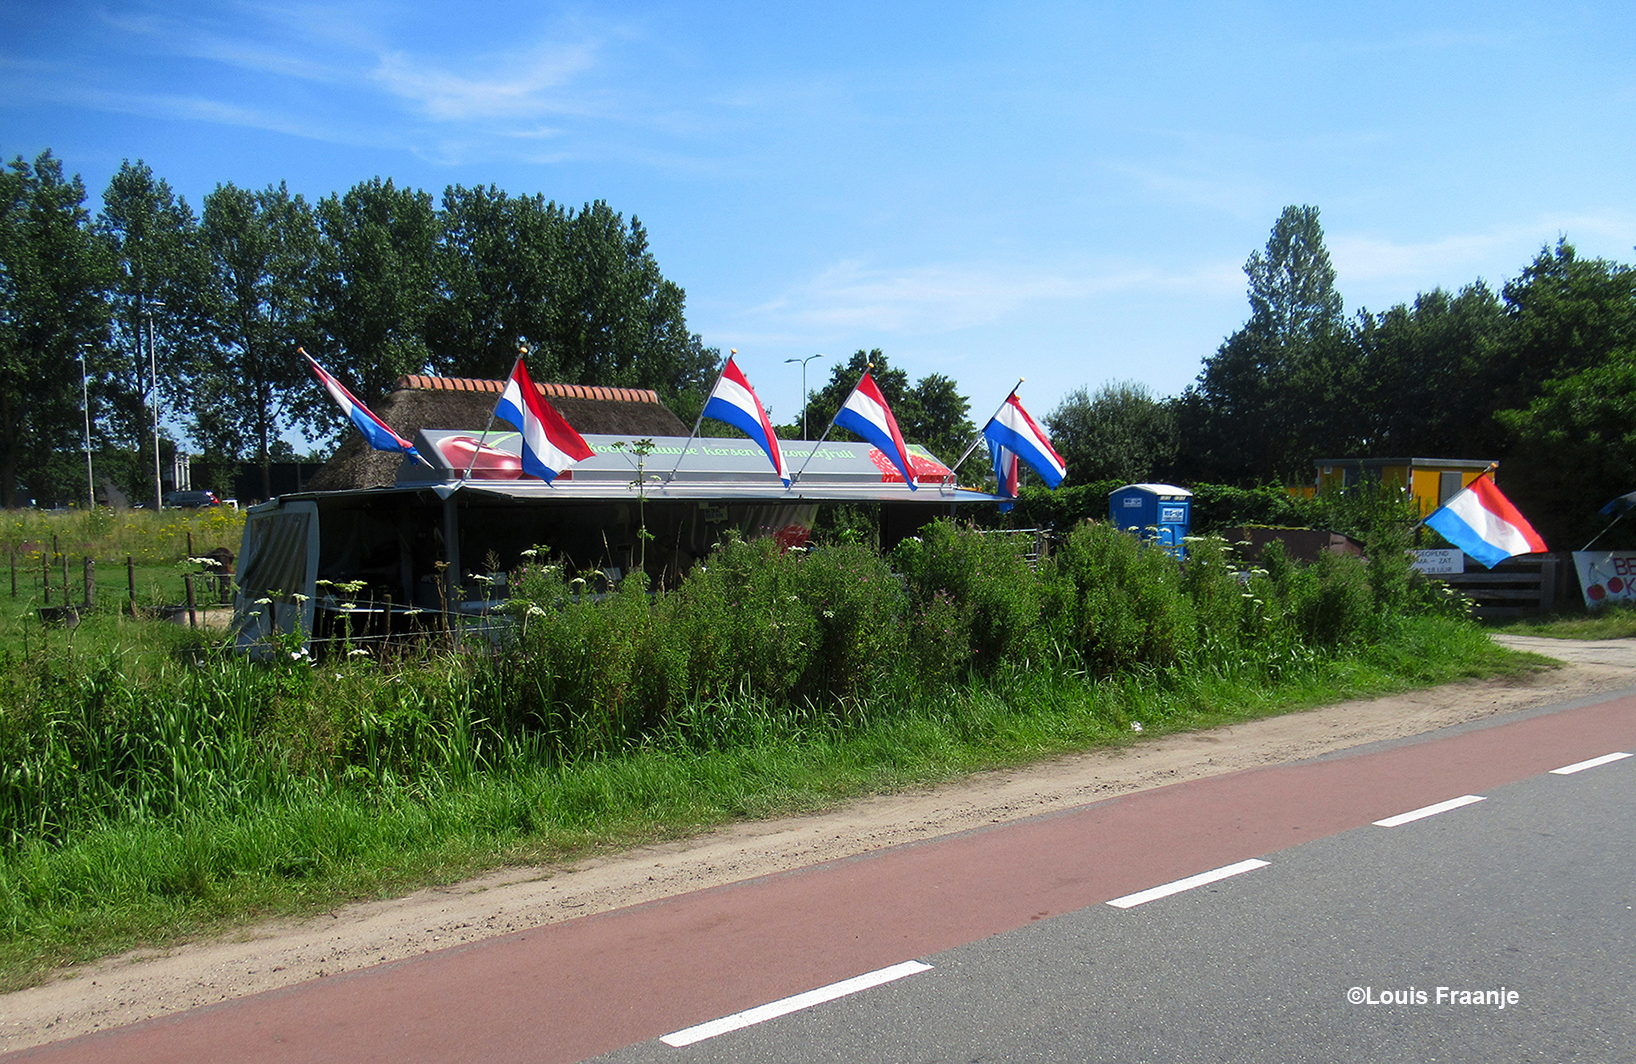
<box><xmin>372</xmin><ymin>40</ymin><xmax>604</xmax><ymax>122</ymax></box>
<box><xmin>744</xmin><ymin>256</ymin><xmax>1242</xmax><ymax>337</ymax></box>
<box><xmin>1331</xmin><ymin>212</ymin><xmax>1636</xmax><ymax>290</ymax></box>
<box><xmin>0</xmin><ymin>67</ymin><xmax>390</xmax><ymax>151</ymax></box>
<box><xmin>8</xmin><ymin>3</ymin><xmax>650</xmax><ymax>161</ymax></box>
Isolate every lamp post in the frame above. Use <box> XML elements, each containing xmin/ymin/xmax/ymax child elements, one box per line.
<box><xmin>79</xmin><ymin>347</ymin><xmax>94</xmax><ymax>509</ymax></box>
<box><xmin>144</xmin><ymin>302</ymin><xmax>165</xmax><ymax>509</ymax></box>
<box><xmin>784</xmin><ymin>354</ymin><xmax>823</xmax><ymax>439</ymax></box>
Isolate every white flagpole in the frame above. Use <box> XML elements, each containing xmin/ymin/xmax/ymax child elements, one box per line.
<box><xmin>1415</xmin><ymin>462</ymin><xmax>1498</xmax><ymax>530</ymax></box>
<box><xmin>789</xmin><ymin>362</ymin><xmax>868</xmax><ymax>484</ymax></box>
<box><xmin>669</xmin><ymin>349</ymin><xmax>734</xmax><ymax>481</ymax></box>
<box><xmin>948</xmin><ymin>378</ymin><xmax>1024</xmax><ymax>478</ymax></box>
<box><xmin>464</xmin><ymin>346</ymin><xmax>523</xmax><ymax>481</ymax></box>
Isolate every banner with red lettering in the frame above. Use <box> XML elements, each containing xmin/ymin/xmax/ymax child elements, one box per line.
<box><xmin>1572</xmin><ymin>551</ymin><xmax>1636</xmax><ymax>608</ymax></box>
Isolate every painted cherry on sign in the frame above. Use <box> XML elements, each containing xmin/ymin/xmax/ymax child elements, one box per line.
<box><xmin>438</xmin><ymin>436</ymin><xmax>524</xmax><ymax>479</ymax></box>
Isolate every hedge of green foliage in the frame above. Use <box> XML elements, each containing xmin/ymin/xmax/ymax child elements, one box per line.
<box><xmin>1</xmin><ymin>519</ymin><xmax>1472</xmax><ymax>852</ymax></box>
<box><xmin>476</xmin><ymin>518</ymin><xmax>1466</xmax><ymax>758</ymax></box>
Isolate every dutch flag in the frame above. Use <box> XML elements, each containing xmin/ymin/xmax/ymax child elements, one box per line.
<box><xmin>703</xmin><ymin>355</ymin><xmax>788</xmax><ymax>485</ymax></box>
<box><xmin>1424</xmin><ymin>470</ymin><xmax>1547</xmax><ymax>569</ymax></box>
<box><xmin>834</xmin><ymin>370</ymin><xmax>917</xmax><ymax>489</ymax></box>
<box><xmin>493</xmin><ymin>358</ymin><xmax>595</xmax><ymax>483</ymax></box>
<box><xmin>990</xmin><ymin>442</ymin><xmax>1021</xmax><ymax>512</ymax></box>
<box><xmin>303</xmin><ymin>350</ymin><xmax>427</xmax><ymax>466</ymax></box>
<box><xmin>982</xmin><ymin>392</ymin><xmax>1065</xmax><ymax>490</ymax></box>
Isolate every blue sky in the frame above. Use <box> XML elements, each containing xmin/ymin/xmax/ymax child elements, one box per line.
<box><xmin>3</xmin><ymin>1</ymin><xmax>1633</xmax><ymax>429</ymax></box>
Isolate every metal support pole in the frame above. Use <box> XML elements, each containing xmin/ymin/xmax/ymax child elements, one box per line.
<box><xmin>147</xmin><ymin>304</ymin><xmax>164</xmax><ymax>510</ymax></box>
<box><xmin>784</xmin><ymin>354</ymin><xmax>821</xmax><ymax>440</ymax></box>
<box><xmin>442</xmin><ymin>492</ymin><xmax>462</xmax><ymax>627</ymax></box>
<box><xmin>80</xmin><ymin>348</ymin><xmax>94</xmax><ymax>509</ymax></box>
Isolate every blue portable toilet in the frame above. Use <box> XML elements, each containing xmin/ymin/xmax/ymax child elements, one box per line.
<box><xmin>1109</xmin><ymin>483</ymin><xmax>1193</xmax><ymax>557</ymax></box>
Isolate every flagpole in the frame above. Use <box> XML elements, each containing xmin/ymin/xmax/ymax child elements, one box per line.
<box><xmin>464</xmin><ymin>347</ymin><xmax>521</xmax><ymax>481</ymax></box>
<box><xmin>948</xmin><ymin>378</ymin><xmax>1025</xmax><ymax>478</ymax></box>
<box><xmin>1415</xmin><ymin>462</ymin><xmax>1498</xmax><ymax>530</ymax></box>
<box><xmin>789</xmin><ymin>362</ymin><xmax>867</xmax><ymax>484</ymax></box>
<box><xmin>301</xmin><ymin>346</ymin><xmax>432</xmax><ymax>467</ymax></box>
<box><xmin>1582</xmin><ymin>513</ymin><xmax>1626</xmax><ymax>552</ymax></box>
<box><xmin>668</xmin><ymin>349</ymin><xmax>734</xmax><ymax>481</ymax></box>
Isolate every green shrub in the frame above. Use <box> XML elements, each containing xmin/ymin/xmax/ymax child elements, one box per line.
<box><xmin>669</xmin><ymin>534</ymin><xmax>817</xmax><ymax>702</ymax></box>
<box><xmin>497</xmin><ymin>568</ymin><xmax>686</xmax><ymax>756</ymax></box>
<box><xmin>1290</xmin><ymin>550</ymin><xmax>1376</xmax><ymax>648</ymax></box>
<box><xmin>894</xmin><ymin>520</ymin><xmax>1042</xmax><ymax>673</ymax></box>
<box><xmin>908</xmin><ymin>590</ymin><xmax>974</xmax><ymax>686</ymax></box>
<box><xmin>1044</xmin><ymin>522</ymin><xmax>1198</xmax><ymax>675</ymax></box>
<box><xmin>792</xmin><ymin>541</ymin><xmax>907</xmax><ymax>700</ymax></box>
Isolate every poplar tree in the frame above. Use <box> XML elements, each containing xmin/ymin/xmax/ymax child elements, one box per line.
<box><xmin>1182</xmin><ymin>205</ymin><xmax>1356</xmax><ymax>483</ymax></box>
<box><xmin>0</xmin><ymin>151</ymin><xmax>111</xmax><ymax>507</ymax></box>
<box><xmin>196</xmin><ymin>181</ymin><xmax>319</xmax><ymax>498</ymax></box>
<box><xmin>97</xmin><ymin>159</ymin><xmax>208</xmax><ymax>499</ymax></box>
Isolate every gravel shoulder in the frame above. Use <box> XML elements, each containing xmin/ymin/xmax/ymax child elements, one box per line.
<box><xmin>4</xmin><ymin>635</ymin><xmax>1634</xmax><ymax>1053</ymax></box>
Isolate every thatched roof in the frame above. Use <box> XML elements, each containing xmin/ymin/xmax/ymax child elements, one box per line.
<box><xmin>307</xmin><ymin>375</ymin><xmax>690</xmax><ymax>491</ymax></box>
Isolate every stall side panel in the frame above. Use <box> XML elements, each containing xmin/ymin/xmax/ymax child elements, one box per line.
<box><xmin>232</xmin><ymin>501</ymin><xmax>320</xmax><ymax>654</ymax></box>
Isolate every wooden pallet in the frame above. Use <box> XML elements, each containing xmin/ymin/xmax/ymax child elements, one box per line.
<box><xmin>1438</xmin><ymin>554</ymin><xmax>1560</xmax><ymax>618</ymax></box>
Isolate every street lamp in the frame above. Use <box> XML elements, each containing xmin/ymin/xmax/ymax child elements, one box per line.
<box><xmin>79</xmin><ymin>347</ymin><xmax>94</xmax><ymax>510</ymax></box>
<box><xmin>784</xmin><ymin>354</ymin><xmax>823</xmax><ymax>439</ymax></box>
<box><xmin>143</xmin><ymin>302</ymin><xmax>165</xmax><ymax>509</ymax></box>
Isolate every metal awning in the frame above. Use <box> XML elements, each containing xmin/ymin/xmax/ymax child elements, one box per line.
<box><xmin>370</xmin><ymin>429</ymin><xmax>1007</xmax><ymax>505</ymax></box>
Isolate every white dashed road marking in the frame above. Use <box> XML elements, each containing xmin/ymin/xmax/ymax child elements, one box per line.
<box><xmin>661</xmin><ymin>961</ymin><xmax>933</xmax><ymax>1047</ymax></box>
<box><xmin>1550</xmin><ymin>751</ymin><xmax>1631</xmax><ymax>775</ymax></box>
<box><xmin>1373</xmin><ymin>794</ymin><xmax>1486</xmax><ymax>827</ymax></box>
<box><xmin>1106</xmin><ymin>858</ymin><xmax>1271</xmax><ymax>909</ymax></box>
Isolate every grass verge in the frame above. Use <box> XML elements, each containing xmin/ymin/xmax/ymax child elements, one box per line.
<box><xmin>1491</xmin><ymin>602</ymin><xmax>1636</xmax><ymax>640</ymax></box>
<box><xmin>0</xmin><ymin>615</ymin><xmax>1543</xmax><ymax>991</ymax></box>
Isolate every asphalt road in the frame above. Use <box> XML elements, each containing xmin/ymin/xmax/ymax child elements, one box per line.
<box><xmin>9</xmin><ymin>684</ymin><xmax>1634</xmax><ymax>1064</ymax></box>
<box><xmin>597</xmin><ymin>733</ymin><xmax>1635</xmax><ymax>1063</ymax></box>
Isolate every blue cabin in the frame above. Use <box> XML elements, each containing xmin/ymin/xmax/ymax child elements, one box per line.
<box><xmin>1109</xmin><ymin>483</ymin><xmax>1193</xmax><ymax>557</ymax></box>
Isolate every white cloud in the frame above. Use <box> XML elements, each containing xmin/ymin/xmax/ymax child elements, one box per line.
<box><xmin>371</xmin><ymin>40</ymin><xmax>603</xmax><ymax>122</ymax></box>
<box><xmin>743</xmin><ymin>256</ymin><xmax>1242</xmax><ymax>337</ymax></box>
<box><xmin>1331</xmin><ymin>212</ymin><xmax>1636</xmax><ymax>291</ymax></box>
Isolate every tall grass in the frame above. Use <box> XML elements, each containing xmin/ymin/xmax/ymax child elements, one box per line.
<box><xmin>0</xmin><ymin>518</ymin><xmax>1529</xmax><ymax>987</ymax></box>
<box><xmin>0</xmin><ymin>507</ymin><xmax>245</xmax><ymax>623</ymax></box>
<box><xmin>0</xmin><ymin>507</ymin><xmax>244</xmax><ymax>565</ymax></box>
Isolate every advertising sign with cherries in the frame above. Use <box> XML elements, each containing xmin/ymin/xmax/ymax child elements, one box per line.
<box><xmin>1572</xmin><ymin>551</ymin><xmax>1636</xmax><ymax>608</ymax></box>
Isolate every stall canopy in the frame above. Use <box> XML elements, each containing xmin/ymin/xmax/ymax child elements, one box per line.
<box><xmin>233</xmin><ymin>426</ymin><xmax>1007</xmax><ymax>653</ymax></box>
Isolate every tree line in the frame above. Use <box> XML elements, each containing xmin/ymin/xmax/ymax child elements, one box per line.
<box><xmin>1</xmin><ymin>151</ymin><xmax>727</xmax><ymax>506</ymax></box>
<box><xmin>9</xmin><ymin>144</ymin><xmax>1631</xmax><ymax>548</ymax></box>
<box><xmin>1045</xmin><ymin>205</ymin><xmax>1636</xmax><ymax>550</ymax></box>
<box><xmin>2</xmin><ymin>148</ymin><xmax>987</xmax><ymax>509</ymax></box>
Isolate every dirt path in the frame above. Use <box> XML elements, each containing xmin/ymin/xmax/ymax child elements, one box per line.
<box><xmin>4</xmin><ymin>636</ymin><xmax>1633</xmax><ymax>1054</ymax></box>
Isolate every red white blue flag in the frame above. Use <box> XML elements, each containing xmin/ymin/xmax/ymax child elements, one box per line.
<box><xmin>1424</xmin><ymin>470</ymin><xmax>1546</xmax><ymax>569</ymax></box>
<box><xmin>982</xmin><ymin>391</ymin><xmax>1065</xmax><ymax>490</ymax></box>
<box><xmin>989</xmin><ymin>443</ymin><xmax>1021</xmax><ymax>512</ymax></box>
<box><xmin>493</xmin><ymin>358</ymin><xmax>595</xmax><ymax>482</ymax></box>
<box><xmin>834</xmin><ymin>370</ymin><xmax>916</xmax><ymax>489</ymax></box>
<box><xmin>703</xmin><ymin>355</ymin><xmax>788</xmax><ymax>485</ymax></box>
<box><xmin>303</xmin><ymin>350</ymin><xmax>427</xmax><ymax>465</ymax></box>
